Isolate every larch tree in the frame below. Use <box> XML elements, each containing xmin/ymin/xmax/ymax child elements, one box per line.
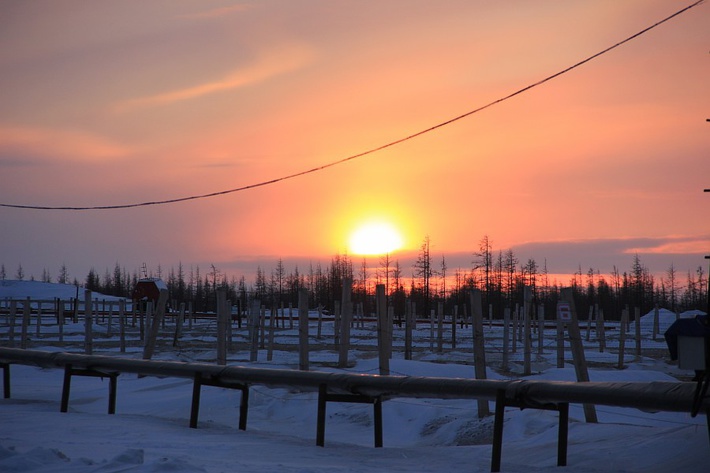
<box><xmin>413</xmin><ymin>236</ymin><xmax>433</xmax><ymax>315</ymax></box>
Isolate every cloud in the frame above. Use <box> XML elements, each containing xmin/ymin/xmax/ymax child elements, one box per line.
<box><xmin>623</xmin><ymin>236</ymin><xmax>710</xmax><ymax>255</ymax></box>
<box><xmin>113</xmin><ymin>45</ymin><xmax>314</xmax><ymax>112</ymax></box>
<box><xmin>510</xmin><ymin>236</ymin><xmax>710</xmax><ymax>274</ymax></box>
<box><xmin>0</xmin><ymin>126</ymin><xmax>131</xmax><ymax>164</ymax></box>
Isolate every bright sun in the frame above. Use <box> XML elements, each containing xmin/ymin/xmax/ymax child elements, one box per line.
<box><xmin>348</xmin><ymin>222</ymin><xmax>403</xmax><ymax>255</ymax></box>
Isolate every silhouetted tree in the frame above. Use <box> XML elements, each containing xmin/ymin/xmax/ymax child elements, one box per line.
<box><xmin>413</xmin><ymin>236</ymin><xmax>433</xmax><ymax>315</ymax></box>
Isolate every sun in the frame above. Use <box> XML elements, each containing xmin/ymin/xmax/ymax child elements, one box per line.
<box><xmin>348</xmin><ymin>222</ymin><xmax>403</xmax><ymax>255</ymax></box>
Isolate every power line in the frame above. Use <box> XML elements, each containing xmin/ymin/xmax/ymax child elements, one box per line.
<box><xmin>1</xmin><ymin>0</ymin><xmax>704</xmax><ymax>212</ymax></box>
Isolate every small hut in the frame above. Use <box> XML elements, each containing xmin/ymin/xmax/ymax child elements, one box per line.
<box><xmin>132</xmin><ymin>278</ymin><xmax>168</xmax><ymax>310</ymax></box>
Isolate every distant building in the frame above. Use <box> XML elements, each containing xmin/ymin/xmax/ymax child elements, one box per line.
<box><xmin>131</xmin><ymin>278</ymin><xmax>168</xmax><ymax>308</ymax></box>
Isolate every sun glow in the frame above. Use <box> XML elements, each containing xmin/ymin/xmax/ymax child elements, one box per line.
<box><xmin>348</xmin><ymin>222</ymin><xmax>403</xmax><ymax>255</ymax></box>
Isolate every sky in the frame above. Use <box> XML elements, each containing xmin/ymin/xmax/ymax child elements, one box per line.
<box><xmin>0</xmin><ymin>0</ymin><xmax>708</xmax><ymax>285</ymax></box>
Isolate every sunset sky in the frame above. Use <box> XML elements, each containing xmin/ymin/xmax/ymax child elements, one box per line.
<box><xmin>1</xmin><ymin>0</ymin><xmax>708</xmax><ymax>286</ymax></box>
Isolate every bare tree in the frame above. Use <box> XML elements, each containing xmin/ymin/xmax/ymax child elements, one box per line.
<box><xmin>379</xmin><ymin>253</ymin><xmax>392</xmax><ymax>296</ymax></box>
<box><xmin>413</xmin><ymin>236</ymin><xmax>433</xmax><ymax>314</ymax></box>
<box><xmin>504</xmin><ymin>249</ymin><xmax>518</xmax><ymax>305</ymax></box>
<box><xmin>58</xmin><ymin>263</ymin><xmax>69</xmax><ymax>284</ymax></box>
<box><xmin>440</xmin><ymin>255</ymin><xmax>448</xmax><ymax>300</ymax></box>
<box><xmin>666</xmin><ymin>263</ymin><xmax>678</xmax><ymax>312</ymax></box>
<box><xmin>275</xmin><ymin>258</ymin><xmax>285</xmax><ymax>304</ymax></box>
<box><xmin>473</xmin><ymin>235</ymin><xmax>493</xmax><ymax>301</ymax></box>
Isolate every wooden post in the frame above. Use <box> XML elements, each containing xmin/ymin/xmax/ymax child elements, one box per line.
<box><xmin>35</xmin><ymin>301</ymin><xmax>42</xmax><ymax>338</ymax></box>
<box><xmin>267</xmin><ymin>306</ymin><xmax>276</xmax><ymax>361</ymax></box>
<box><xmin>20</xmin><ymin>298</ymin><xmax>31</xmax><ymax>349</ymax></box>
<box><xmin>560</xmin><ymin>288</ymin><xmax>597</xmax><ymax>423</ymax></box>
<box><xmin>143</xmin><ymin>289</ymin><xmax>168</xmax><ymax>360</ymax></box>
<box><xmin>634</xmin><ymin>307</ymin><xmax>642</xmax><ymax>360</ymax></box>
<box><xmin>597</xmin><ymin>306</ymin><xmax>606</xmax><ymax>352</ymax></box>
<box><xmin>653</xmin><ymin>304</ymin><xmax>660</xmax><ymax>341</ymax></box>
<box><xmin>556</xmin><ymin>315</ymin><xmax>565</xmax><ymax>369</ymax></box>
<box><xmin>20</xmin><ymin>297</ymin><xmax>32</xmax><ymax>349</ymax></box>
<box><xmin>216</xmin><ymin>288</ymin><xmax>228</xmax><ymax>365</ymax></box>
<box><xmin>106</xmin><ymin>302</ymin><xmax>113</xmax><ymax>338</ymax></box>
<box><xmin>334</xmin><ymin>300</ymin><xmax>341</xmax><ymax>348</ymax></box>
<box><xmin>172</xmin><ymin>302</ymin><xmax>185</xmax><ymax>348</ymax></box>
<box><xmin>58</xmin><ymin>300</ymin><xmax>64</xmax><ymax>343</ymax></box>
<box><xmin>585</xmin><ymin>305</ymin><xmax>593</xmax><ymax>342</ymax></box>
<box><xmin>429</xmin><ymin>309</ymin><xmax>435</xmax><ymax>351</ymax></box>
<box><xmin>140</xmin><ymin>302</ymin><xmax>150</xmax><ymax>342</ymax></box>
<box><xmin>119</xmin><ymin>299</ymin><xmax>126</xmax><ymax>353</ymax></box>
<box><xmin>338</xmin><ymin>278</ymin><xmax>353</xmax><ymax>368</ymax></box>
<box><xmin>230</xmin><ymin>302</ymin><xmax>236</xmax><ymax>344</ymax></box>
<box><xmin>470</xmin><ymin>289</ymin><xmax>489</xmax><ymax>417</ymax></box>
<box><xmin>451</xmin><ymin>304</ymin><xmax>457</xmax><ymax>350</ymax></box>
<box><xmin>511</xmin><ymin>303</ymin><xmax>518</xmax><ymax>353</ymax></box>
<box><xmin>617</xmin><ymin>308</ymin><xmax>628</xmax><ymax>370</ymax></box>
<box><xmin>249</xmin><ymin>300</ymin><xmax>260</xmax><ymax>362</ymax></box>
<box><xmin>387</xmin><ymin>305</ymin><xmax>394</xmax><ymax>359</ymax></box>
<box><xmin>523</xmin><ymin>286</ymin><xmax>532</xmax><ymax>376</ymax></box>
<box><xmin>626</xmin><ymin>304</ymin><xmax>631</xmax><ymax>332</ymax></box>
<box><xmin>298</xmin><ymin>288</ymin><xmax>309</xmax><ymax>371</ymax></box>
<box><xmin>289</xmin><ymin>303</ymin><xmax>294</xmax><ymax>330</ymax></box>
<box><xmin>437</xmin><ymin>301</ymin><xmax>444</xmax><ymax>353</ymax></box>
<box><xmin>537</xmin><ymin>303</ymin><xmax>544</xmax><ymax>355</ymax></box>
<box><xmin>8</xmin><ymin>300</ymin><xmax>17</xmax><ymax>348</ymax></box>
<box><xmin>502</xmin><ymin>307</ymin><xmax>510</xmax><ymax>372</ymax></box>
<box><xmin>376</xmin><ymin>285</ymin><xmax>389</xmax><ymax>375</ymax></box>
<box><xmin>70</xmin><ymin>297</ymin><xmax>77</xmax><ymax>324</ymax></box>
<box><xmin>84</xmin><ymin>291</ymin><xmax>93</xmax><ymax>355</ymax></box>
<box><xmin>259</xmin><ymin>305</ymin><xmax>266</xmax><ymax>349</ymax></box>
<box><xmin>404</xmin><ymin>300</ymin><xmax>413</xmax><ymax>360</ymax></box>
<box><xmin>317</xmin><ymin>305</ymin><xmax>323</xmax><ymax>339</ymax></box>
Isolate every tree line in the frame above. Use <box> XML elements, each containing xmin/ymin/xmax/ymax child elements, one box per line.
<box><xmin>2</xmin><ymin>235</ymin><xmax>707</xmax><ymax>320</ymax></box>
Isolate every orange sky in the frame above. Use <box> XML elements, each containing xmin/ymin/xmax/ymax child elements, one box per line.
<box><xmin>0</xmin><ymin>0</ymin><xmax>708</xmax><ymax>283</ymax></box>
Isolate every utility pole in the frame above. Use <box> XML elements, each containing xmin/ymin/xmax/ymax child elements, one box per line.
<box><xmin>705</xmin><ymin>118</ymin><xmax>708</xmax><ymax>315</ymax></box>
<box><xmin>705</xmin><ymin>187</ymin><xmax>709</xmax><ymax>316</ymax></box>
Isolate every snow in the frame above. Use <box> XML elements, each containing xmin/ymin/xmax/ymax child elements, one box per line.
<box><xmin>0</xmin><ymin>280</ymin><xmax>126</xmax><ymax>303</ymax></box>
<box><xmin>1</xmin><ymin>281</ymin><xmax>709</xmax><ymax>472</ymax></box>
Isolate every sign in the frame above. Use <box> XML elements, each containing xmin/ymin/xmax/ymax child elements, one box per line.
<box><xmin>557</xmin><ymin>302</ymin><xmax>571</xmax><ymax>322</ymax></box>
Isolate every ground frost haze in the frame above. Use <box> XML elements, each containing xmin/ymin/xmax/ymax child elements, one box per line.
<box><xmin>0</xmin><ymin>281</ymin><xmax>708</xmax><ymax>472</ymax></box>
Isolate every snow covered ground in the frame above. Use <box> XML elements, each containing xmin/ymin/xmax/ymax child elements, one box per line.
<box><xmin>1</xmin><ymin>281</ymin><xmax>709</xmax><ymax>472</ymax></box>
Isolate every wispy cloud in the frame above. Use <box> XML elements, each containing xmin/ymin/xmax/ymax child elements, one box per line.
<box><xmin>624</xmin><ymin>236</ymin><xmax>710</xmax><ymax>255</ymax></box>
<box><xmin>114</xmin><ymin>45</ymin><xmax>314</xmax><ymax>113</ymax></box>
<box><xmin>509</xmin><ymin>236</ymin><xmax>710</xmax><ymax>274</ymax></box>
<box><xmin>0</xmin><ymin>126</ymin><xmax>131</xmax><ymax>164</ymax></box>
